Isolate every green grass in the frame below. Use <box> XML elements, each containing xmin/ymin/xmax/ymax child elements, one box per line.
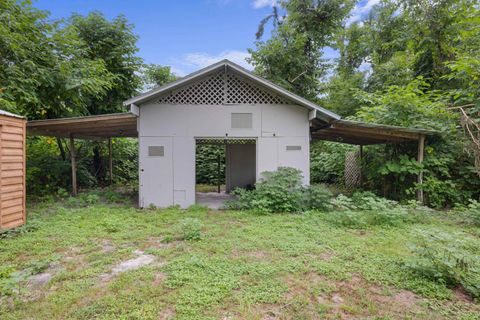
<box><xmin>0</xmin><ymin>195</ymin><xmax>479</xmax><ymax>319</ymax></box>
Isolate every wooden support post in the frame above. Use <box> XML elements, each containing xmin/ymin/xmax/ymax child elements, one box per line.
<box><xmin>359</xmin><ymin>145</ymin><xmax>363</xmax><ymax>188</ymax></box>
<box><xmin>417</xmin><ymin>135</ymin><xmax>425</xmax><ymax>204</ymax></box>
<box><xmin>217</xmin><ymin>154</ymin><xmax>221</xmax><ymax>193</ymax></box>
<box><xmin>108</xmin><ymin>138</ymin><xmax>113</xmax><ymax>185</ymax></box>
<box><xmin>69</xmin><ymin>134</ymin><xmax>77</xmax><ymax>196</ymax></box>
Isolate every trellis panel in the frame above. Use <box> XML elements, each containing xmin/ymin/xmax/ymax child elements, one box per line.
<box><xmin>157</xmin><ymin>71</ymin><xmax>289</xmax><ymax>105</ymax></box>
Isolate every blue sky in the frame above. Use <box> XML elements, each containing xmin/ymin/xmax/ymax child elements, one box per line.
<box><xmin>34</xmin><ymin>0</ymin><xmax>378</xmax><ymax>76</ymax></box>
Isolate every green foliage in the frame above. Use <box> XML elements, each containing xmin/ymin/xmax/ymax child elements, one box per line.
<box><xmin>69</xmin><ymin>11</ymin><xmax>142</xmax><ymax>115</ymax></box>
<box><xmin>195</xmin><ymin>144</ymin><xmax>225</xmax><ymax>185</ymax></box>
<box><xmin>1</xmin><ymin>193</ymin><xmax>479</xmax><ymax>318</ymax></box>
<box><xmin>26</xmin><ymin>137</ymin><xmax>95</xmax><ymax>195</ymax></box>
<box><xmin>466</xmin><ymin>200</ymin><xmax>480</xmax><ymax>226</ymax></box>
<box><xmin>0</xmin><ymin>0</ymin><xmax>114</xmax><ymax>118</ymax></box>
<box><xmin>406</xmin><ymin>231</ymin><xmax>480</xmax><ymax>299</ymax></box>
<box><xmin>310</xmin><ymin>141</ymin><xmax>354</xmax><ymax>184</ymax></box>
<box><xmin>354</xmin><ymin>79</ymin><xmax>455</xmax><ymax>131</ymax></box>
<box><xmin>176</xmin><ymin>218</ymin><xmax>203</xmax><ymax>241</ymax></box>
<box><xmin>322</xmin><ymin>208</ymin><xmax>414</xmax><ymax>228</ymax></box>
<box><xmin>226</xmin><ymin>167</ymin><xmax>305</xmax><ymax>213</ymax></box>
<box><xmin>300</xmin><ymin>184</ymin><xmax>333</xmax><ymax>212</ymax></box>
<box><xmin>141</xmin><ymin>64</ymin><xmax>177</xmax><ymax>91</ymax></box>
<box><xmin>248</xmin><ymin>0</ymin><xmax>354</xmax><ymax>100</ymax></box>
<box><xmin>111</xmin><ymin>138</ymin><xmax>138</xmax><ymax>184</ymax></box>
<box><xmin>325</xmin><ymin>191</ymin><xmax>421</xmax><ymax>228</ymax></box>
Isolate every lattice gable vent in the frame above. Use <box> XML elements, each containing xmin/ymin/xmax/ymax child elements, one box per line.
<box><xmin>157</xmin><ymin>71</ymin><xmax>290</xmax><ymax>105</ymax></box>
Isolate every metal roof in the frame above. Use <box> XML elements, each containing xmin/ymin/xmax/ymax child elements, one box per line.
<box><xmin>311</xmin><ymin>119</ymin><xmax>437</xmax><ymax>145</ymax></box>
<box><xmin>124</xmin><ymin>59</ymin><xmax>341</xmax><ymax>123</ymax></box>
<box><xmin>27</xmin><ymin>113</ymin><xmax>137</xmax><ymax>139</ymax></box>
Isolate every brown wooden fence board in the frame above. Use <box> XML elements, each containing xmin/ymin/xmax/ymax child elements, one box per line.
<box><xmin>0</xmin><ymin>113</ymin><xmax>26</xmax><ymax>229</ymax></box>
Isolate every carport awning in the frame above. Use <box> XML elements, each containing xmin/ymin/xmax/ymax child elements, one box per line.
<box><xmin>27</xmin><ymin>113</ymin><xmax>137</xmax><ymax>139</ymax></box>
<box><xmin>310</xmin><ymin>119</ymin><xmax>436</xmax><ymax>145</ymax></box>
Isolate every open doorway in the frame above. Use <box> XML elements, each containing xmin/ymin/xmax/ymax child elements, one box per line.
<box><xmin>195</xmin><ymin>138</ymin><xmax>256</xmax><ymax>209</ymax></box>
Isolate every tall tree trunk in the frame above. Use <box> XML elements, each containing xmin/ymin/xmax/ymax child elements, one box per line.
<box><xmin>93</xmin><ymin>145</ymin><xmax>103</xmax><ymax>184</ymax></box>
<box><xmin>57</xmin><ymin>137</ymin><xmax>66</xmax><ymax>161</ymax></box>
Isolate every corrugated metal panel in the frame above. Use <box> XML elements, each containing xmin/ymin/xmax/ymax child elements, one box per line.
<box><xmin>0</xmin><ymin>113</ymin><xmax>26</xmax><ymax>229</ymax></box>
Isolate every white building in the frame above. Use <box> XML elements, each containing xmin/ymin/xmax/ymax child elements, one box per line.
<box><xmin>28</xmin><ymin>59</ymin><xmax>431</xmax><ymax>208</ymax></box>
<box><xmin>124</xmin><ymin>60</ymin><xmax>339</xmax><ymax>208</ymax></box>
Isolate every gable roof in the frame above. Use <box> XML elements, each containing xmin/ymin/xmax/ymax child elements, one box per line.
<box><xmin>123</xmin><ymin>59</ymin><xmax>340</xmax><ymax>122</ymax></box>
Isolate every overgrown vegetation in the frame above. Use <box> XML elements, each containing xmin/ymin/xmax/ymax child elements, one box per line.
<box><xmin>225</xmin><ymin>167</ymin><xmax>333</xmax><ymax>213</ymax></box>
<box><xmin>0</xmin><ymin>192</ymin><xmax>479</xmax><ymax>319</ymax></box>
<box><xmin>250</xmin><ymin>0</ymin><xmax>480</xmax><ymax>207</ymax></box>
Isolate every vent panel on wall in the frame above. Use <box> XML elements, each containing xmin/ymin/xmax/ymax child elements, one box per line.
<box><xmin>157</xmin><ymin>71</ymin><xmax>289</xmax><ymax>105</ymax></box>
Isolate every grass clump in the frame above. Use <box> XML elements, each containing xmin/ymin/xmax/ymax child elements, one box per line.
<box><xmin>175</xmin><ymin>218</ymin><xmax>203</xmax><ymax>241</ymax></box>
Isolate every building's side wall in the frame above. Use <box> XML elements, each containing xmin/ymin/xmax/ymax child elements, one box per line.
<box><xmin>138</xmin><ymin>103</ymin><xmax>310</xmax><ymax>208</ymax></box>
<box><xmin>0</xmin><ymin>115</ymin><xmax>26</xmax><ymax>229</ymax></box>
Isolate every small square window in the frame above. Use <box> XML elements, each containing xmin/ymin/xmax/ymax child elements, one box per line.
<box><xmin>148</xmin><ymin>146</ymin><xmax>164</xmax><ymax>156</ymax></box>
<box><xmin>231</xmin><ymin>113</ymin><xmax>253</xmax><ymax>129</ymax></box>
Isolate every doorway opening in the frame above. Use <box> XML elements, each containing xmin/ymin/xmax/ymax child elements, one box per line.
<box><xmin>195</xmin><ymin>138</ymin><xmax>256</xmax><ymax>209</ymax></box>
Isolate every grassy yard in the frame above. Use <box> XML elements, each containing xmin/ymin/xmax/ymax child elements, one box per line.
<box><xmin>0</xmin><ymin>192</ymin><xmax>479</xmax><ymax>319</ymax></box>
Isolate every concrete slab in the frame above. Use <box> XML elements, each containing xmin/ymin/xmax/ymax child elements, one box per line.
<box><xmin>196</xmin><ymin>192</ymin><xmax>235</xmax><ymax>210</ymax></box>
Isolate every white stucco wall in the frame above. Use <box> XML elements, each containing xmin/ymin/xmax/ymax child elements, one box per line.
<box><xmin>138</xmin><ymin>102</ymin><xmax>310</xmax><ymax>208</ymax></box>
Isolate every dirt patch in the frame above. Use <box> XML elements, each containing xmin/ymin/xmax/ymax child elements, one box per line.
<box><xmin>152</xmin><ymin>272</ymin><xmax>167</xmax><ymax>286</ymax></box>
<box><xmin>158</xmin><ymin>306</ymin><xmax>175</xmax><ymax>320</ymax></box>
<box><xmin>100</xmin><ymin>250</ymin><xmax>155</xmax><ymax>282</ymax></box>
<box><xmin>453</xmin><ymin>286</ymin><xmax>473</xmax><ymax>302</ymax></box>
<box><xmin>28</xmin><ymin>272</ymin><xmax>52</xmax><ymax>287</ymax></box>
<box><xmin>279</xmin><ymin>272</ymin><xmax>426</xmax><ymax>319</ymax></box>
<box><xmin>100</xmin><ymin>240</ymin><xmax>115</xmax><ymax>253</ymax></box>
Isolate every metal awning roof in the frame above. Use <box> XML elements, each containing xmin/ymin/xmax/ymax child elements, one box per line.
<box><xmin>27</xmin><ymin>113</ymin><xmax>137</xmax><ymax>139</ymax></box>
<box><xmin>311</xmin><ymin>119</ymin><xmax>437</xmax><ymax>145</ymax></box>
<box><xmin>27</xmin><ymin>112</ymin><xmax>435</xmax><ymax>145</ymax></box>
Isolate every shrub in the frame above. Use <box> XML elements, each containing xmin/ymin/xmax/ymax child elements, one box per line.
<box><xmin>226</xmin><ymin>167</ymin><xmax>304</xmax><ymax>213</ymax></box>
<box><xmin>176</xmin><ymin>218</ymin><xmax>203</xmax><ymax>241</ymax></box>
<box><xmin>465</xmin><ymin>200</ymin><xmax>480</xmax><ymax>226</ymax></box>
<box><xmin>323</xmin><ymin>207</ymin><xmax>413</xmax><ymax>228</ymax></box>
<box><xmin>330</xmin><ymin>191</ymin><xmax>397</xmax><ymax>211</ymax></box>
<box><xmin>350</xmin><ymin>191</ymin><xmax>398</xmax><ymax>211</ymax></box>
<box><xmin>300</xmin><ymin>184</ymin><xmax>333</xmax><ymax>211</ymax></box>
<box><xmin>406</xmin><ymin>231</ymin><xmax>480</xmax><ymax>299</ymax></box>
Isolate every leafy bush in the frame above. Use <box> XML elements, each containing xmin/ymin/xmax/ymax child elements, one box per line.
<box><xmin>176</xmin><ymin>218</ymin><xmax>203</xmax><ymax>241</ymax></box>
<box><xmin>323</xmin><ymin>207</ymin><xmax>414</xmax><ymax>228</ymax></box>
<box><xmin>406</xmin><ymin>231</ymin><xmax>480</xmax><ymax>299</ymax></box>
<box><xmin>310</xmin><ymin>141</ymin><xmax>355</xmax><ymax>184</ymax></box>
<box><xmin>330</xmin><ymin>191</ymin><xmax>397</xmax><ymax>211</ymax></box>
<box><xmin>326</xmin><ymin>191</ymin><xmax>419</xmax><ymax>228</ymax></box>
<box><xmin>300</xmin><ymin>184</ymin><xmax>333</xmax><ymax>211</ymax></box>
<box><xmin>226</xmin><ymin>167</ymin><xmax>309</xmax><ymax>213</ymax></box>
<box><xmin>466</xmin><ymin>200</ymin><xmax>480</xmax><ymax>226</ymax></box>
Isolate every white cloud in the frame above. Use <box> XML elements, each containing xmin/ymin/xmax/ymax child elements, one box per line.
<box><xmin>252</xmin><ymin>0</ymin><xmax>276</xmax><ymax>9</ymax></box>
<box><xmin>172</xmin><ymin>50</ymin><xmax>252</xmax><ymax>75</ymax></box>
<box><xmin>346</xmin><ymin>0</ymin><xmax>380</xmax><ymax>25</ymax></box>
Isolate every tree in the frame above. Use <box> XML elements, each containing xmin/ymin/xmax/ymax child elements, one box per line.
<box><xmin>248</xmin><ymin>0</ymin><xmax>354</xmax><ymax>100</ymax></box>
<box><xmin>0</xmin><ymin>0</ymin><xmax>113</xmax><ymax>119</ymax></box>
<box><xmin>141</xmin><ymin>64</ymin><xmax>177</xmax><ymax>91</ymax></box>
<box><xmin>69</xmin><ymin>12</ymin><xmax>143</xmax><ymax>115</ymax></box>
